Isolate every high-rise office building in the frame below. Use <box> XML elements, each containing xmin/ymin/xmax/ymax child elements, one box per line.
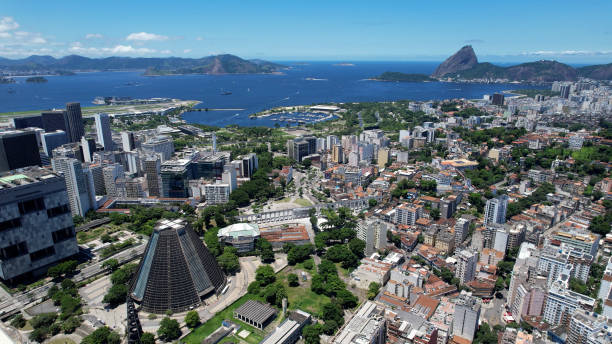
<box><xmin>141</xmin><ymin>135</ymin><xmax>174</xmax><ymax>161</ymax></box>
<box><xmin>12</xmin><ymin>115</ymin><xmax>43</xmax><ymax>129</ymax></box>
<box><xmin>356</xmin><ymin>219</ymin><xmax>388</xmax><ymax>256</ymax></box>
<box><xmin>121</xmin><ymin>131</ymin><xmax>136</xmax><ymax>152</ymax></box>
<box><xmin>103</xmin><ymin>163</ymin><xmax>125</xmax><ymax>197</ymax></box>
<box><xmin>160</xmin><ymin>159</ymin><xmax>193</xmax><ymax>198</ymax></box>
<box><xmin>239</xmin><ymin>153</ymin><xmax>258</xmax><ymax>178</ymax></box>
<box><xmin>0</xmin><ymin>167</ymin><xmax>78</xmax><ymax>282</ymax></box>
<box><xmin>87</xmin><ymin>163</ymin><xmax>106</xmax><ymax>196</ymax></box>
<box><xmin>204</xmin><ymin>183</ymin><xmax>230</xmax><ymax>204</ymax></box>
<box><xmin>125</xmin><ymin>151</ymin><xmax>141</xmax><ymax>175</ymax></box>
<box><xmin>332</xmin><ymin>144</ymin><xmax>343</xmax><ymax>163</ymax></box>
<box><xmin>484</xmin><ymin>195</ymin><xmax>509</xmax><ymax>227</ymax></box>
<box><xmin>453</xmin><ymin>294</ymin><xmax>481</xmax><ymax>342</ymax></box>
<box><xmin>125</xmin><ymin>177</ymin><xmax>145</xmax><ymax>198</ymax></box>
<box><xmin>559</xmin><ymin>84</ymin><xmax>571</xmax><ymax>99</ymax></box>
<box><xmin>455</xmin><ymin>218</ymin><xmax>470</xmax><ymax>246</ymax></box>
<box><xmin>456</xmin><ymin>250</ymin><xmax>478</xmax><ymax>284</ymax></box>
<box><xmin>65</xmin><ymin>102</ymin><xmax>85</xmax><ymax>142</ymax></box>
<box><xmin>41</xmin><ymin>111</ymin><xmax>68</xmax><ymax>133</ymax></box>
<box><xmin>80</xmin><ymin>137</ymin><xmax>96</xmax><ymax>163</ymax></box>
<box><xmin>143</xmin><ymin>156</ymin><xmax>161</xmax><ymax>197</ymax></box>
<box><xmin>222</xmin><ymin>165</ymin><xmax>237</xmax><ymax>193</ymax></box>
<box><xmin>377</xmin><ymin>148</ymin><xmax>390</xmax><ymax>168</ymax></box>
<box><xmin>41</xmin><ymin>130</ymin><xmax>68</xmax><ymax>158</ymax></box>
<box><xmin>491</xmin><ymin>93</ymin><xmax>505</xmax><ymax>106</ymax></box>
<box><xmin>94</xmin><ymin>113</ymin><xmax>113</xmax><ymax>151</ymax></box>
<box><xmin>0</xmin><ymin>130</ymin><xmax>42</xmax><ymax>172</ymax></box>
<box><xmin>53</xmin><ymin>157</ymin><xmax>95</xmax><ymax>217</ymax></box>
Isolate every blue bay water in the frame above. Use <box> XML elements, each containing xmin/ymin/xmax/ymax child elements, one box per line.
<box><xmin>0</xmin><ymin>61</ymin><xmax>543</xmax><ymax>127</ymax></box>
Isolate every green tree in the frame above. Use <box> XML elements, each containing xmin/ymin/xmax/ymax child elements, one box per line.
<box><xmin>30</xmin><ymin>313</ymin><xmax>57</xmax><ymax>330</ymax></box>
<box><xmin>185</xmin><ymin>310</ymin><xmax>200</xmax><ymax>329</ymax></box>
<box><xmin>10</xmin><ymin>314</ymin><xmax>26</xmax><ymax>328</ymax></box>
<box><xmin>60</xmin><ymin>294</ymin><xmax>81</xmax><ymax>319</ymax></box>
<box><xmin>287</xmin><ymin>244</ymin><xmax>314</xmax><ymax>265</ymax></box>
<box><xmin>258</xmin><ymin>238</ymin><xmax>275</xmax><ymax>263</ymax></box>
<box><xmin>256</xmin><ymin>265</ymin><xmax>276</xmax><ymax>286</ymax></box>
<box><xmin>348</xmin><ymin>238</ymin><xmax>366</xmax><ymax>258</ymax></box>
<box><xmin>101</xmin><ymin>258</ymin><xmax>120</xmax><ymax>271</ymax></box>
<box><xmin>247</xmin><ymin>281</ymin><xmax>261</xmax><ymax>295</ymax></box>
<box><xmin>367</xmin><ymin>282</ymin><xmax>381</xmax><ymax>300</ymax></box>
<box><xmin>29</xmin><ymin>328</ymin><xmax>48</xmax><ymax>343</ymax></box>
<box><xmin>303</xmin><ymin>324</ymin><xmax>322</xmax><ymax>344</ymax></box>
<box><xmin>61</xmin><ymin>316</ymin><xmax>82</xmax><ymax>334</ymax></box>
<box><xmin>48</xmin><ymin>260</ymin><xmax>78</xmax><ymax>279</ymax></box>
<box><xmin>494</xmin><ymin>277</ymin><xmax>505</xmax><ymax>292</ymax></box>
<box><xmin>336</xmin><ymin>289</ymin><xmax>358</xmax><ymax>309</ymax></box>
<box><xmin>140</xmin><ymin>332</ymin><xmax>156</xmax><ymax>344</ymax></box>
<box><xmin>217</xmin><ymin>246</ymin><xmax>240</xmax><ymax>274</ymax></box>
<box><xmin>157</xmin><ymin>317</ymin><xmax>181</xmax><ymax>342</ymax></box>
<box><xmin>82</xmin><ymin>326</ymin><xmax>121</xmax><ymax>344</ymax></box>
<box><xmin>368</xmin><ymin>198</ymin><xmax>377</xmax><ymax>208</ymax></box>
<box><xmin>102</xmin><ymin>284</ymin><xmax>128</xmax><ymax>307</ymax></box>
<box><xmin>287</xmin><ymin>273</ymin><xmax>299</xmax><ymax>287</ymax></box>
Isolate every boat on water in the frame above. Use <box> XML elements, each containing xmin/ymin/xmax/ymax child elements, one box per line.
<box><xmin>220</xmin><ymin>90</ymin><xmax>232</xmax><ymax>95</ymax></box>
<box><xmin>92</xmin><ymin>96</ymin><xmax>106</xmax><ymax>105</ymax></box>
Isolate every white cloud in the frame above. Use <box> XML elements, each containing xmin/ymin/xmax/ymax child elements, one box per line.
<box><xmin>0</xmin><ymin>17</ymin><xmax>19</xmax><ymax>32</ymax></box>
<box><xmin>195</xmin><ymin>36</ymin><xmax>204</xmax><ymax>41</ymax></box>
<box><xmin>126</xmin><ymin>32</ymin><xmax>168</xmax><ymax>41</ymax></box>
<box><xmin>30</xmin><ymin>37</ymin><xmax>46</xmax><ymax>44</ymax></box>
<box><xmin>521</xmin><ymin>50</ymin><xmax>612</xmax><ymax>56</ymax></box>
<box><xmin>160</xmin><ymin>49</ymin><xmax>171</xmax><ymax>54</ymax></box>
<box><xmin>0</xmin><ymin>32</ymin><xmax>10</xmax><ymax>38</ymax></box>
<box><xmin>68</xmin><ymin>43</ymin><xmax>157</xmax><ymax>55</ymax></box>
<box><xmin>85</xmin><ymin>33</ymin><xmax>103</xmax><ymax>39</ymax></box>
<box><xmin>183</xmin><ymin>49</ymin><xmax>192</xmax><ymax>53</ymax></box>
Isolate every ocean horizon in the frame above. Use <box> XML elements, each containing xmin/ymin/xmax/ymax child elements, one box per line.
<box><xmin>1</xmin><ymin>61</ymin><xmax>546</xmax><ymax>127</ymax></box>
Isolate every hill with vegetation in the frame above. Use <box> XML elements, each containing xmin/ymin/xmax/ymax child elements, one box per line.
<box><xmin>433</xmin><ymin>46</ymin><xmax>612</xmax><ymax>81</ymax></box>
<box><xmin>372</xmin><ymin>72</ymin><xmax>436</xmax><ymax>82</ymax></box>
<box><xmin>0</xmin><ymin>54</ymin><xmax>285</xmax><ymax>75</ymax></box>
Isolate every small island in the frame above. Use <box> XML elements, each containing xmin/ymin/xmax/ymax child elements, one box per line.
<box><xmin>26</xmin><ymin>76</ymin><xmax>48</xmax><ymax>83</ymax></box>
<box><xmin>0</xmin><ymin>76</ymin><xmax>16</xmax><ymax>84</ymax></box>
<box><xmin>372</xmin><ymin>71</ymin><xmax>436</xmax><ymax>82</ymax></box>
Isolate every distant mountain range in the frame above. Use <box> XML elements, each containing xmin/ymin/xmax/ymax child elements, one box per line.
<box><xmin>0</xmin><ymin>54</ymin><xmax>285</xmax><ymax>75</ymax></box>
<box><xmin>433</xmin><ymin>45</ymin><xmax>612</xmax><ymax>82</ymax></box>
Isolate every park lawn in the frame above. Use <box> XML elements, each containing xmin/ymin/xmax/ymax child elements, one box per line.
<box><xmin>294</xmin><ymin>198</ymin><xmax>312</xmax><ymax>207</ymax></box>
<box><xmin>286</xmin><ymin>285</ymin><xmax>329</xmax><ymax>316</ymax></box>
<box><xmin>277</xmin><ymin>269</ymin><xmax>329</xmax><ymax>316</ymax></box>
<box><xmin>278</xmin><ymin>197</ymin><xmax>292</xmax><ymax>203</ymax></box>
<box><xmin>182</xmin><ymin>294</ymin><xmax>266</xmax><ymax>344</ymax></box>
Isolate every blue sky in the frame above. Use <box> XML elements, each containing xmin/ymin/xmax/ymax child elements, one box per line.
<box><xmin>1</xmin><ymin>0</ymin><xmax>612</xmax><ymax>63</ymax></box>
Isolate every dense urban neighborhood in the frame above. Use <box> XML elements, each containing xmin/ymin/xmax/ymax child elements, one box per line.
<box><xmin>1</xmin><ymin>77</ymin><xmax>612</xmax><ymax>344</ymax></box>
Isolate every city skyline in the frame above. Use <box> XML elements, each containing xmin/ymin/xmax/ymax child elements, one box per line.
<box><xmin>2</xmin><ymin>0</ymin><xmax>612</xmax><ymax>63</ymax></box>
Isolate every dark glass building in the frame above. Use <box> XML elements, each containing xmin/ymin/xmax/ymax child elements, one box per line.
<box><xmin>41</xmin><ymin>111</ymin><xmax>68</xmax><ymax>133</ymax></box>
<box><xmin>130</xmin><ymin>219</ymin><xmax>226</xmax><ymax>313</ymax></box>
<box><xmin>0</xmin><ymin>130</ymin><xmax>41</xmax><ymax>172</ymax></box>
<box><xmin>12</xmin><ymin>115</ymin><xmax>43</xmax><ymax>129</ymax></box>
<box><xmin>65</xmin><ymin>103</ymin><xmax>85</xmax><ymax>142</ymax></box>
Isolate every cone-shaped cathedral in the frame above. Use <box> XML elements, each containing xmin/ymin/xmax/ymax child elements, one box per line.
<box><xmin>130</xmin><ymin>218</ymin><xmax>226</xmax><ymax>313</ymax></box>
